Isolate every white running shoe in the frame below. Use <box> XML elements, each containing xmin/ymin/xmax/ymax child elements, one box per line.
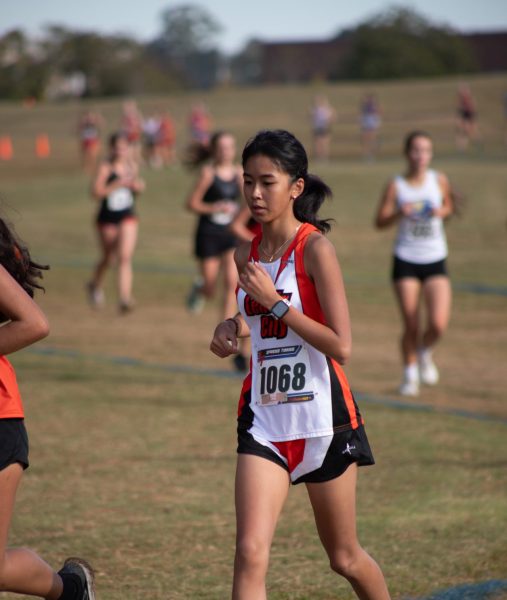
<box><xmin>419</xmin><ymin>351</ymin><xmax>439</xmax><ymax>385</ymax></box>
<box><xmin>399</xmin><ymin>378</ymin><xmax>420</xmax><ymax>396</ymax></box>
<box><xmin>86</xmin><ymin>282</ymin><xmax>104</xmax><ymax>309</ymax></box>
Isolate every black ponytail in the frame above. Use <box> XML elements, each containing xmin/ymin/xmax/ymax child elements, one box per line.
<box><xmin>242</xmin><ymin>129</ymin><xmax>333</xmax><ymax>233</ymax></box>
<box><xmin>184</xmin><ymin>130</ymin><xmax>228</xmax><ymax>169</ymax></box>
<box><xmin>294</xmin><ymin>174</ymin><xmax>332</xmax><ymax>233</ymax></box>
<box><xmin>0</xmin><ymin>217</ymin><xmax>48</xmax><ymax>303</ymax></box>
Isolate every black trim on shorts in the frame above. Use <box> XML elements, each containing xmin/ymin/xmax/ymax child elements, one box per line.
<box><xmin>0</xmin><ymin>418</ymin><xmax>29</xmax><ymax>471</ymax></box>
<box><xmin>392</xmin><ymin>256</ymin><xmax>448</xmax><ymax>282</ymax></box>
<box><xmin>237</xmin><ymin>425</ymin><xmax>374</xmax><ymax>486</ymax></box>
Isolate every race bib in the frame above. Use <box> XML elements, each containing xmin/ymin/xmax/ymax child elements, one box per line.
<box><xmin>409</xmin><ymin>218</ymin><xmax>435</xmax><ymax>239</ymax></box>
<box><xmin>107</xmin><ymin>187</ymin><xmax>134</xmax><ymax>212</ymax></box>
<box><xmin>407</xmin><ymin>201</ymin><xmax>434</xmax><ymax>238</ymax></box>
<box><xmin>210</xmin><ymin>201</ymin><xmax>238</xmax><ymax>225</ymax></box>
<box><xmin>255</xmin><ymin>344</ymin><xmax>315</xmax><ymax>406</ymax></box>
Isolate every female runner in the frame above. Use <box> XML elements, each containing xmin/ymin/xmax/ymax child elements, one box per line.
<box><xmin>375</xmin><ymin>130</ymin><xmax>453</xmax><ymax>396</ymax></box>
<box><xmin>87</xmin><ymin>131</ymin><xmax>145</xmax><ymax>313</ymax></box>
<box><xmin>210</xmin><ymin>129</ymin><xmax>390</xmax><ymax>599</ymax></box>
<box><xmin>0</xmin><ymin>217</ymin><xmax>95</xmax><ymax>599</ymax></box>
<box><xmin>186</xmin><ymin>131</ymin><xmax>247</xmax><ymax>370</ymax></box>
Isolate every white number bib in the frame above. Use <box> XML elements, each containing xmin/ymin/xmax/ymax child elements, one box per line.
<box><xmin>210</xmin><ymin>201</ymin><xmax>238</xmax><ymax>225</ymax></box>
<box><xmin>107</xmin><ymin>187</ymin><xmax>134</xmax><ymax>212</ymax></box>
<box><xmin>409</xmin><ymin>218</ymin><xmax>435</xmax><ymax>239</ymax></box>
<box><xmin>255</xmin><ymin>344</ymin><xmax>315</xmax><ymax>406</ymax></box>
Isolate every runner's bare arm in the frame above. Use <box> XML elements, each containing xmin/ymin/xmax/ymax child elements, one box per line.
<box><xmin>209</xmin><ymin>242</ymin><xmax>251</xmax><ymax>358</ymax></box>
<box><xmin>0</xmin><ymin>265</ymin><xmax>49</xmax><ymax>355</ymax></box>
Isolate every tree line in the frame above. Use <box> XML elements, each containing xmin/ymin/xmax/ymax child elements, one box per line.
<box><xmin>0</xmin><ymin>5</ymin><xmax>478</xmax><ymax>100</ymax></box>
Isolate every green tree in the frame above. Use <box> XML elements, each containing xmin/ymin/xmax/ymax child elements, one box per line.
<box><xmin>41</xmin><ymin>26</ymin><xmax>182</xmax><ymax>96</ymax></box>
<box><xmin>150</xmin><ymin>3</ymin><xmax>223</xmax><ymax>88</ymax></box>
<box><xmin>0</xmin><ymin>30</ymin><xmax>50</xmax><ymax>99</ymax></box>
<box><xmin>339</xmin><ymin>7</ymin><xmax>477</xmax><ymax>79</ymax></box>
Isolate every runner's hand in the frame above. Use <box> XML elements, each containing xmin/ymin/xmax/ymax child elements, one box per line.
<box><xmin>239</xmin><ymin>262</ymin><xmax>280</xmax><ymax>309</ymax></box>
<box><xmin>210</xmin><ymin>320</ymin><xmax>238</xmax><ymax>357</ymax></box>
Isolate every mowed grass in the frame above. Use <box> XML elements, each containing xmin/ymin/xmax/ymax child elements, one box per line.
<box><xmin>1</xmin><ymin>74</ymin><xmax>507</xmax><ymax>598</ymax></box>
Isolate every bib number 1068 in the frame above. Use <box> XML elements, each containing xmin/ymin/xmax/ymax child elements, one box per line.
<box><xmin>259</xmin><ymin>362</ymin><xmax>306</xmax><ymax>395</ymax></box>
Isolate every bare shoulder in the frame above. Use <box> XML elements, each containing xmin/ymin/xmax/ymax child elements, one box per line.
<box><xmin>196</xmin><ymin>164</ymin><xmax>214</xmax><ymax>183</ymax></box>
<box><xmin>436</xmin><ymin>171</ymin><xmax>450</xmax><ymax>187</ymax></box>
<box><xmin>234</xmin><ymin>241</ymin><xmax>252</xmax><ymax>272</ymax></box>
<box><xmin>304</xmin><ymin>232</ymin><xmax>339</xmax><ymax>278</ymax></box>
<box><xmin>97</xmin><ymin>161</ymin><xmax>111</xmax><ymax>176</ymax></box>
<box><xmin>305</xmin><ymin>232</ymin><xmax>336</xmax><ymax>259</ymax></box>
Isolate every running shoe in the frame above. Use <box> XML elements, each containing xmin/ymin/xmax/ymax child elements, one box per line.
<box><xmin>419</xmin><ymin>352</ymin><xmax>439</xmax><ymax>385</ymax></box>
<box><xmin>118</xmin><ymin>299</ymin><xmax>136</xmax><ymax>315</ymax></box>
<box><xmin>399</xmin><ymin>378</ymin><xmax>419</xmax><ymax>397</ymax></box>
<box><xmin>58</xmin><ymin>557</ymin><xmax>96</xmax><ymax>600</ymax></box>
<box><xmin>85</xmin><ymin>282</ymin><xmax>104</xmax><ymax>309</ymax></box>
<box><xmin>186</xmin><ymin>277</ymin><xmax>205</xmax><ymax>313</ymax></box>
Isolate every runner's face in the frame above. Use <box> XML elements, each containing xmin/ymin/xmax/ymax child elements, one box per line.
<box><xmin>407</xmin><ymin>136</ymin><xmax>433</xmax><ymax>171</ymax></box>
<box><xmin>114</xmin><ymin>137</ymin><xmax>130</xmax><ymax>160</ymax></box>
<box><xmin>243</xmin><ymin>154</ymin><xmax>302</xmax><ymax>223</ymax></box>
<box><xmin>214</xmin><ymin>134</ymin><xmax>236</xmax><ymax>164</ymax></box>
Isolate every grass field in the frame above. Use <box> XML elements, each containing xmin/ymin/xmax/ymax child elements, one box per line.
<box><xmin>1</xmin><ymin>73</ymin><xmax>507</xmax><ymax>599</ymax></box>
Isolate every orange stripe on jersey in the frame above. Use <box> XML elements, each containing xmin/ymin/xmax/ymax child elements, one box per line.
<box><xmin>294</xmin><ymin>224</ymin><xmax>325</xmax><ymax>323</ymax></box>
<box><xmin>294</xmin><ymin>224</ymin><xmax>361</xmax><ymax>430</ymax></box>
<box><xmin>330</xmin><ymin>358</ymin><xmax>361</xmax><ymax>429</ymax></box>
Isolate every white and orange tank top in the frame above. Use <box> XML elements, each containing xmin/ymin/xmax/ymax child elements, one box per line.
<box><xmin>236</xmin><ymin>223</ymin><xmax>363</xmax><ymax>442</ymax></box>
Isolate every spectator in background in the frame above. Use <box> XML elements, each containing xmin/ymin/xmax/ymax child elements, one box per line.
<box><xmin>121</xmin><ymin>100</ymin><xmax>143</xmax><ymax>164</ymax></box>
<box><xmin>189</xmin><ymin>102</ymin><xmax>211</xmax><ymax>147</ymax></box>
<box><xmin>142</xmin><ymin>113</ymin><xmax>162</xmax><ymax>168</ymax></box>
<box><xmin>309</xmin><ymin>95</ymin><xmax>335</xmax><ymax>161</ymax></box>
<box><xmin>157</xmin><ymin>111</ymin><xmax>177</xmax><ymax>166</ymax></box>
<box><xmin>77</xmin><ymin>109</ymin><xmax>103</xmax><ymax>174</ymax></box>
<box><xmin>360</xmin><ymin>93</ymin><xmax>381</xmax><ymax>161</ymax></box>
<box><xmin>455</xmin><ymin>84</ymin><xmax>480</xmax><ymax>151</ymax></box>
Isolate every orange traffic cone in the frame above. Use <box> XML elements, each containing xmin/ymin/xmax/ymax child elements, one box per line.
<box><xmin>0</xmin><ymin>136</ymin><xmax>13</xmax><ymax>160</ymax></box>
<box><xmin>35</xmin><ymin>134</ymin><xmax>50</xmax><ymax>158</ymax></box>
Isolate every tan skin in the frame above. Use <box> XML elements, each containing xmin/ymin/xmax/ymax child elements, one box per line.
<box><xmin>90</xmin><ymin>136</ymin><xmax>145</xmax><ymax>308</ymax></box>
<box><xmin>186</xmin><ymin>133</ymin><xmax>243</xmax><ymax>319</ymax></box>
<box><xmin>210</xmin><ymin>154</ymin><xmax>390</xmax><ymax>600</ymax></box>
<box><xmin>0</xmin><ymin>265</ymin><xmax>66</xmax><ymax>598</ymax></box>
<box><xmin>375</xmin><ymin>135</ymin><xmax>453</xmax><ymax>369</ymax></box>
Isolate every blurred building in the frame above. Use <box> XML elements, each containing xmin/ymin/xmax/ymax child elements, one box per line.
<box><xmin>231</xmin><ymin>30</ymin><xmax>507</xmax><ymax>85</ymax></box>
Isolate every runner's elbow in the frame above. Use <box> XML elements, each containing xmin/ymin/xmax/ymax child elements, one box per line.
<box><xmin>331</xmin><ymin>342</ymin><xmax>351</xmax><ymax>365</ymax></box>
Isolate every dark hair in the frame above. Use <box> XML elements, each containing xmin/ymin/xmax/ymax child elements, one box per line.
<box><xmin>108</xmin><ymin>131</ymin><xmax>129</xmax><ymax>160</ymax></box>
<box><xmin>403</xmin><ymin>130</ymin><xmax>432</xmax><ymax>155</ymax></box>
<box><xmin>242</xmin><ymin>129</ymin><xmax>332</xmax><ymax>233</ymax></box>
<box><xmin>184</xmin><ymin>130</ymin><xmax>230</xmax><ymax>168</ymax></box>
<box><xmin>109</xmin><ymin>130</ymin><xmax>129</xmax><ymax>148</ymax></box>
<box><xmin>0</xmin><ymin>217</ymin><xmax>48</xmax><ymax>321</ymax></box>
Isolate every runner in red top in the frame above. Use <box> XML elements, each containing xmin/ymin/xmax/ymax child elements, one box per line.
<box><xmin>210</xmin><ymin>130</ymin><xmax>390</xmax><ymax>600</ymax></box>
<box><xmin>0</xmin><ymin>216</ymin><xmax>96</xmax><ymax>599</ymax></box>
